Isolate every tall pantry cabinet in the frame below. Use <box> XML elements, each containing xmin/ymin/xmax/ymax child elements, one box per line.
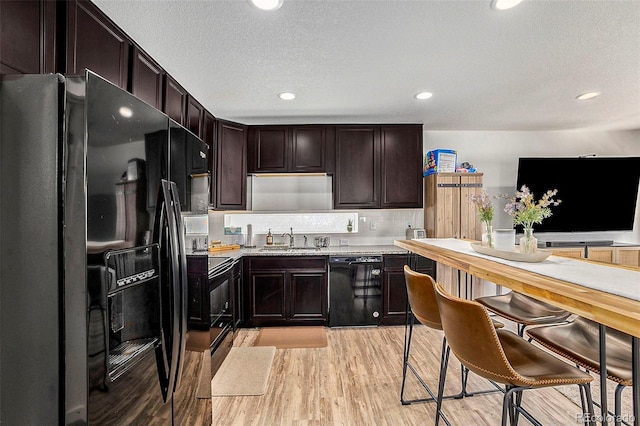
<box><xmin>424</xmin><ymin>172</ymin><xmax>484</xmax><ymax>294</ymax></box>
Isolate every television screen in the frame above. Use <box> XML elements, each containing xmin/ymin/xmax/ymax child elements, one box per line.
<box><xmin>515</xmin><ymin>157</ymin><xmax>640</xmax><ymax>233</ymax></box>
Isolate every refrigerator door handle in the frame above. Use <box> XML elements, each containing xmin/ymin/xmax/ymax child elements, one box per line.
<box><xmin>152</xmin><ymin>180</ymin><xmax>182</xmax><ymax>402</ymax></box>
<box><xmin>167</xmin><ymin>181</ymin><xmax>188</xmax><ymax>392</ymax></box>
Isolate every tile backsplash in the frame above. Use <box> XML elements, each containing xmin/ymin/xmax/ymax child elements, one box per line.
<box><xmin>209</xmin><ymin>209</ymin><xmax>423</xmax><ymax>246</ymax></box>
<box><xmin>224</xmin><ymin>212</ymin><xmax>360</xmax><ymax>234</ymax></box>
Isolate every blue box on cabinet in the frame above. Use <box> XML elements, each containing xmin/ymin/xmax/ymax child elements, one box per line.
<box><xmin>424</xmin><ymin>149</ymin><xmax>457</xmax><ymax>176</ymax></box>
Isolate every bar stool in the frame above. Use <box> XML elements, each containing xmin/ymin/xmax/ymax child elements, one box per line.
<box><xmin>475</xmin><ymin>291</ymin><xmax>572</xmax><ymax>337</ymax></box>
<box><xmin>434</xmin><ymin>282</ymin><xmax>596</xmax><ymax>426</ymax></box>
<box><xmin>526</xmin><ymin>317</ymin><xmax>633</xmax><ymax>426</ymax></box>
<box><xmin>400</xmin><ymin>266</ymin><xmax>503</xmax><ymax>425</ymax></box>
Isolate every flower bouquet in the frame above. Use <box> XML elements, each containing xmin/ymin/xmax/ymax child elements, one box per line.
<box><xmin>502</xmin><ymin>185</ymin><xmax>561</xmax><ymax>253</ymax></box>
<box><xmin>468</xmin><ymin>190</ymin><xmax>495</xmax><ymax>248</ymax></box>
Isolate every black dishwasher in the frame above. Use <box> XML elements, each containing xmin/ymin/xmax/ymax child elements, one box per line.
<box><xmin>329</xmin><ymin>256</ymin><xmax>382</xmax><ymax>327</ymax></box>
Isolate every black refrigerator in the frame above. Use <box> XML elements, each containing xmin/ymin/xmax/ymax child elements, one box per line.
<box><xmin>0</xmin><ymin>71</ymin><xmax>209</xmax><ymax>424</ymax></box>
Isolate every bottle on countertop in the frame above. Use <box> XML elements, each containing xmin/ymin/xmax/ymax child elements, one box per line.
<box><xmin>266</xmin><ymin>228</ymin><xmax>273</xmax><ymax>245</ymax></box>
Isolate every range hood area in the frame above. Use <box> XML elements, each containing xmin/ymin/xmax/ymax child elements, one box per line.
<box><xmin>248</xmin><ymin>174</ymin><xmax>333</xmax><ymax>211</ymax></box>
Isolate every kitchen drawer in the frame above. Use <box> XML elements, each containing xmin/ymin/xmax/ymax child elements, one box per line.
<box><xmin>186</xmin><ymin>255</ymin><xmax>208</xmax><ymax>273</ymax></box>
<box><xmin>248</xmin><ymin>256</ymin><xmax>327</xmax><ymax>271</ymax></box>
<box><xmin>383</xmin><ymin>254</ymin><xmax>408</xmax><ymax>269</ymax></box>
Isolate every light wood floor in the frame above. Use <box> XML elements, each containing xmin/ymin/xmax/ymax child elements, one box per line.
<box><xmin>207</xmin><ymin>325</ymin><xmax>589</xmax><ymax>425</ymax></box>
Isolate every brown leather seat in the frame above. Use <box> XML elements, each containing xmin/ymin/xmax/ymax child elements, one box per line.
<box><xmin>475</xmin><ymin>291</ymin><xmax>572</xmax><ymax>336</ymax></box>
<box><xmin>401</xmin><ymin>266</ymin><xmax>503</xmax><ymax>422</ymax></box>
<box><xmin>404</xmin><ymin>265</ymin><xmax>504</xmax><ymax>332</ymax></box>
<box><xmin>526</xmin><ymin>316</ymin><xmax>632</xmax><ymax>425</ymax></box>
<box><xmin>434</xmin><ymin>282</ymin><xmax>595</xmax><ymax>426</ymax></box>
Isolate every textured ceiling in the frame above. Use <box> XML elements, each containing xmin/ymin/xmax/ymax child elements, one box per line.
<box><xmin>92</xmin><ymin>0</ymin><xmax>640</xmax><ymax>131</ymax></box>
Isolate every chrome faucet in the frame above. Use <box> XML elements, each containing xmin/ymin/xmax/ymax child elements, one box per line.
<box><xmin>281</xmin><ymin>228</ymin><xmax>294</xmax><ymax>247</ymax></box>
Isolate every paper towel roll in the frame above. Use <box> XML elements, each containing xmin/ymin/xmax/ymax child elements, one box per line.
<box><xmin>246</xmin><ymin>224</ymin><xmax>254</xmax><ymax>247</ymax></box>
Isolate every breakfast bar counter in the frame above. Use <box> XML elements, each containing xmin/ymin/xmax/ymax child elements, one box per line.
<box><xmin>394</xmin><ymin>238</ymin><xmax>640</xmax><ymax>335</ymax></box>
<box><xmin>394</xmin><ymin>238</ymin><xmax>640</xmax><ymax>426</ymax></box>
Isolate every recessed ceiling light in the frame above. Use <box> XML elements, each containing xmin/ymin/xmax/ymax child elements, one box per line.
<box><xmin>250</xmin><ymin>0</ymin><xmax>283</xmax><ymax>11</ymax></box>
<box><xmin>491</xmin><ymin>0</ymin><xmax>524</xmax><ymax>10</ymax></box>
<box><xmin>414</xmin><ymin>92</ymin><xmax>433</xmax><ymax>100</ymax></box>
<box><xmin>278</xmin><ymin>92</ymin><xmax>296</xmax><ymax>100</ymax></box>
<box><xmin>576</xmin><ymin>92</ymin><xmax>600</xmax><ymax>100</ymax></box>
<box><xmin>119</xmin><ymin>106</ymin><xmax>133</xmax><ymax>118</ymax></box>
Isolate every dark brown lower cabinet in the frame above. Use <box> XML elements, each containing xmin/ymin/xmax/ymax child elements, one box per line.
<box><xmin>186</xmin><ymin>256</ymin><xmax>208</xmax><ymax>328</ymax></box>
<box><xmin>244</xmin><ymin>256</ymin><xmax>328</xmax><ymax>327</ymax></box>
<box><xmin>381</xmin><ymin>254</ymin><xmax>435</xmax><ymax>325</ymax></box>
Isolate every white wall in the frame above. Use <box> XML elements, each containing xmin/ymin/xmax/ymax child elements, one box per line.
<box><xmin>424</xmin><ymin>129</ymin><xmax>640</xmax><ymax>243</ymax></box>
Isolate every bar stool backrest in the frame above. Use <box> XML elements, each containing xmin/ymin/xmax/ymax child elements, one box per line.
<box><xmin>433</xmin><ymin>282</ymin><xmax>524</xmax><ymax>386</ymax></box>
<box><xmin>404</xmin><ymin>265</ymin><xmax>442</xmax><ymax>330</ymax></box>
<box><xmin>573</xmin><ymin>316</ymin><xmax>633</xmax><ymax>347</ymax></box>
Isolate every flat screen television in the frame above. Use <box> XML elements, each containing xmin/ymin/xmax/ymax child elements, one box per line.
<box><xmin>515</xmin><ymin>157</ymin><xmax>640</xmax><ymax>233</ymax></box>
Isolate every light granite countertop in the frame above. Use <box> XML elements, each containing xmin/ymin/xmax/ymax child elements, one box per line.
<box><xmin>197</xmin><ymin>244</ymin><xmax>408</xmax><ymax>261</ymax></box>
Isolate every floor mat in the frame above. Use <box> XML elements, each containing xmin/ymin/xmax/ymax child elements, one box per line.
<box><xmin>210</xmin><ymin>346</ymin><xmax>276</xmax><ymax>396</ymax></box>
<box><xmin>253</xmin><ymin>326</ymin><xmax>328</xmax><ymax>349</ymax></box>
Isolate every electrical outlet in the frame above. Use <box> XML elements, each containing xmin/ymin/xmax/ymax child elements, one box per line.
<box><xmin>370</xmin><ymin>222</ymin><xmax>376</xmax><ymax>230</ymax></box>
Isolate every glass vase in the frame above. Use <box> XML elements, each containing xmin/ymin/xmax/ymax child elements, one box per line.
<box><xmin>520</xmin><ymin>227</ymin><xmax>538</xmax><ymax>254</ymax></box>
<box><xmin>482</xmin><ymin>223</ymin><xmax>494</xmax><ymax>248</ymax></box>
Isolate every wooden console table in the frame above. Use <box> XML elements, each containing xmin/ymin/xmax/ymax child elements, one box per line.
<box><xmin>395</xmin><ymin>238</ymin><xmax>639</xmax><ymax>426</ymax></box>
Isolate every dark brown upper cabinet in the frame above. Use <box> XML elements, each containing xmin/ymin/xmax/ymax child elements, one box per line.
<box><xmin>163</xmin><ymin>74</ymin><xmax>187</xmax><ymax>125</ymax></box>
<box><xmin>215</xmin><ymin>119</ymin><xmax>247</xmax><ymax>210</ymax></box>
<box><xmin>290</xmin><ymin>126</ymin><xmax>332</xmax><ymax>172</ymax></box>
<box><xmin>334</xmin><ymin>126</ymin><xmax>381</xmax><ymax>209</ymax></box>
<box><xmin>131</xmin><ymin>47</ymin><xmax>163</xmax><ymax>110</ymax></box>
<box><xmin>186</xmin><ymin>95</ymin><xmax>205</xmax><ymax>139</ymax></box>
<box><xmin>202</xmin><ymin>111</ymin><xmax>217</xmax><ymax>205</ymax></box>
<box><xmin>380</xmin><ymin>125</ymin><xmax>423</xmax><ymax>208</ymax></box>
<box><xmin>0</xmin><ymin>0</ymin><xmax>57</xmax><ymax>75</ymax></box>
<box><xmin>247</xmin><ymin>126</ymin><xmax>289</xmax><ymax>173</ymax></box>
<box><xmin>247</xmin><ymin>125</ymin><xmax>333</xmax><ymax>173</ymax></box>
<box><xmin>334</xmin><ymin>124</ymin><xmax>423</xmax><ymax>209</ymax></box>
<box><xmin>66</xmin><ymin>0</ymin><xmax>130</xmax><ymax>89</ymax></box>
